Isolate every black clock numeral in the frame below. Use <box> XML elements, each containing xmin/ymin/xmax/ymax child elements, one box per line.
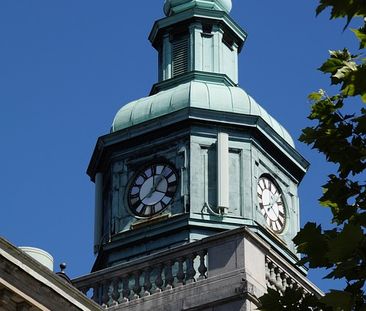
<box><xmin>130</xmin><ymin>197</ymin><xmax>140</xmax><ymax>206</ymax></box>
<box><xmin>258</xmin><ymin>180</ymin><xmax>265</xmax><ymax>190</ymax></box>
<box><xmin>165</xmin><ymin>190</ymin><xmax>175</xmax><ymax>198</ymax></box>
<box><xmin>265</xmin><ymin>217</ymin><xmax>271</xmax><ymax>227</ymax></box>
<box><xmin>151</xmin><ymin>165</ymin><xmax>157</xmax><ymax>176</ymax></box>
<box><xmin>131</xmin><ymin>199</ymin><xmax>141</xmax><ymax>209</ymax></box>
<box><xmin>277</xmin><ymin>218</ymin><xmax>284</xmax><ymax>228</ymax></box>
<box><xmin>264</xmin><ymin>179</ymin><xmax>269</xmax><ymax>189</ymax></box>
<box><xmin>271</xmin><ymin>185</ymin><xmax>277</xmax><ymax>195</ymax></box>
<box><xmin>162</xmin><ymin>167</ymin><xmax>173</xmax><ymax>178</ymax></box>
<box><xmin>150</xmin><ymin>205</ymin><xmax>155</xmax><ymax>215</ymax></box>
<box><xmin>130</xmin><ymin>192</ymin><xmax>140</xmax><ymax>200</ymax></box>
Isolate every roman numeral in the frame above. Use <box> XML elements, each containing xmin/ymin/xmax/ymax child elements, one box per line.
<box><xmin>259</xmin><ymin>179</ymin><xmax>265</xmax><ymax>190</ymax></box>
<box><xmin>130</xmin><ymin>192</ymin><xmax>140</xmax><ymax>199</ymax></box>
<box><xmin>277</xmin><ymin>218</ymin><xmax>284</xmax><ymax>228</ymax></box>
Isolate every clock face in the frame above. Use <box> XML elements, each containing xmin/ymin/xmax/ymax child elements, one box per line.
<box><xmin>127</xmin><ymin>163</ymin><xmax>178</xmax><ymax>217</ymax></box>
<box><xmin>257</xmin><ymin>176</ymin><xmax>286</xmax><ymax>233</ymax></box>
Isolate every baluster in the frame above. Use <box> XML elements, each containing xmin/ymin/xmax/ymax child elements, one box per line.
<box><xmin>164</xmin><ymin>260</ymin><xmax>174</xmax><ymax>290</ymax></box>
<box><xmin>265</xmin><ymin>258</ymin><xmax>270</xmax><ymax>281</ymax></box>
<box><xmin>185</xmin><ymin>253</ymin><xmax>196</xmax><ymax>284</ymax></box>
<box><xmin>117</xmin><ymin>277</ymin><xmax>125</xmax><ymax>304</ymax></box>
<box><xmin>197</xmin><ymin>250</ymin><xmax>208</xmax><ymax>280</ymax></box>
<box><xmin>269</xmin><ymin>262</ymin><xmax>276</xmax><ymax>287</ymax></box>
<box><xmin>143</xmin><ymin>267</ymin><xmax>152</xmax><ymax>296</ymax></box>
<box><xmin>274</xmin><ymin>267</ymin><xmax>282</xmax><ymax>291</ymax></box>
<box><xmin>176</xmin><ymin>257</ymin><xmax>185</xmax><ymax>286</ymax></box>
<box><xmin>101</xmin><ymin>281</ymin><xmax>110</xmax><ymax>308</ymax></box>
<box><xmin>120</xmin><ymin>274</ymin><xmax>130</xmax><ymax>303</ymax></box>
<box><xmin>132</xmin><ymin>271</ymin><xmax>141</xmax><ymax>299</ymax></box>
<box><xmin>80</xmin><ymin>287</ymin><xmax>88</xmax><ymax>295</ymax></box>
<box><xmin>107</xmin><ymin>277</ymin><xmax>118</xmax><ymax>307</ymax></box>
<box><xmin>280</xmin><ymin>272</ymin><xmax>287</xmax><ymax>292</ymax></box>
<box><xmin>91</xmin><ymin>283</ymin><xmax>100</xmax><ymax>304</ymax></box>
<box><xmin>154</xmin><ymin>264</ymin><xmax>164</xmax><ymax>293</ymax></box>
<box><xmin>287</xmin><ymin>277</ymin><xmax>294</xmax><ymax>289</ymax></box>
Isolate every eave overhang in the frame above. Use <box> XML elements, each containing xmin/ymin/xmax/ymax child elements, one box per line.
<box><xmin>87</xmin><ymin>108</ymin><xmax>309</xmax><ymax>183</ymax></box>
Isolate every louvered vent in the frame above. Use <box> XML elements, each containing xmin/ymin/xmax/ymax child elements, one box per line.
<box><xmin>172</xmin><ymin>37</ymin><xmax>189</xmax><ymax>77</ymax></box>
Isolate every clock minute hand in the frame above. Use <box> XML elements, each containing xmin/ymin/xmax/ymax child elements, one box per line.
<box><xmin>270</xmin><ymin>193</ymin><xmax>282</xmax><ymax>206</ymax></box>
<box><xmin>142</xmin><ymin>175</ymin><xmax>164</xmax><ymax>200</ymax></box>
<box><xmin>153</xmin><ymin>175</ymin><xmax>164</xmax><ymax>191</ymax></box>
<box><xmin>141</xmin><ymin>177</ymin><xmax>159</xmax><ymax>200</ymax></box>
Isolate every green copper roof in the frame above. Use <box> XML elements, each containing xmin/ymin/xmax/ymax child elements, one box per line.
<box><xmin>111</xmin><ymin>81</ymin><xmax>295</xmax><ymax>147</ymax></box>
<box><xmin>163</xmin><ymin>0</ymin><xmax>232</xmax><ymax>16</ymax></box>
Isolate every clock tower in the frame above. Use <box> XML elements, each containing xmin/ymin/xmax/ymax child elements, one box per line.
<box><xmin>88</xmin><ymin>0</ymin><xmax>309</xmax><ymax>272</ymax></box>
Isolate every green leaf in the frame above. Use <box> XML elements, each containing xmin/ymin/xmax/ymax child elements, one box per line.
<box><xmin>326</xmin><ymin>223</ymin><xmax>364</xmax><ymax>262</ymax></box>
<box><xmin>333</xmin><ymin>61</ymin><xmax>357</xmax><ymax>79</ymax></box>
<box><xmin>320</xmin><ymin>290</ymin><xmax>353</xmax><ymax>310</ymax></box>
<box><xmin>257</xmin><ymin>288</ymin><xmax>283</xmax><ymax>311</ymax></box>
<box><xmin>293</xmin><ymin>223</ymin><xmax>330</xmax><ymax>268</ymax></box>
<box><xmin>351</xmin><ymin>26</ymin><xmax>366</xmax><ymax>49</ymax></box>
<box><xmin>308</xmin><ymin>90</ymin><xmax>325</xmax><ymax>102</ymax></box>
<box><xmin>319</xmin><ymin>57</ymin><xmax>344</xmax><ymax>74</ymax></box>
<box><xmin>316</xmin><ymin>0</ymin><xmax>366</xmax><ymax>30</ymax></box>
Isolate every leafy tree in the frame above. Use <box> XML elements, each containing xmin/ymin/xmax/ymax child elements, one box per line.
<box><xmin>259</xmin><ymin>1</ymin><xmax>366</xmax><ymax>310</ymax></box>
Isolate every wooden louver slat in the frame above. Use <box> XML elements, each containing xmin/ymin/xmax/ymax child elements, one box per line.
<box><xmin>172</xmin><ymin>37</ymin><xmax>188</xmax><ymax>77</ymax></box>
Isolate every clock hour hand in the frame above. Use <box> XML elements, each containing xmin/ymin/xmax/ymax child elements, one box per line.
<box><xmin>142</xmin><ymin>175</ymin><xmax>164</xmax><ymax>200</ymax></box>
<box><xmin>270</xmin><ymin>193</ymin><xmax>282</xmax><ymax>206</ymax></box>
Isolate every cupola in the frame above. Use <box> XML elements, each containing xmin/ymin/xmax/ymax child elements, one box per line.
<box><xmin>150</xmin><ymin>0</ymin><xmax>245</xmax><ymax>86</ymax></box>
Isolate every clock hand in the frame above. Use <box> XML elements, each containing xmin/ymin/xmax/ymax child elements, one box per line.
<box><xmin>267</xmin><ymin>200</ymin><xmax>280</xmax><ymax>217</ymax></box>
<box><xmin>152</xmin><ymin>175</ymin><xmax>164</xmax><ymax>190</ymax></box>
<box><xmin>152</xmin><ymin>175</ymin><xmax>166</xmax><ymax>194</ymax></box>
<box><xmin>270</xmin><ymin>193</ymin><xmax>282</xmax><ymax>206</ymax></box>
<box><xmin>141</xmin><ymin>175</ymin><xmax>164</xmax><ymax>201</ymax></box>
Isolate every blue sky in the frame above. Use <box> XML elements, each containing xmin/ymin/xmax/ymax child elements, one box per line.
<box><xmin>0</xmin><ymin>0</ymin><xmax>357</xmax><ymax>291</ymax></box>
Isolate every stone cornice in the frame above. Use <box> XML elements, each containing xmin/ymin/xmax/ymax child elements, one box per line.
<box><xmin>0</xmin><ymin>237</ymin><xmax>102</xmax><ymax>311</ymax></box>
<box><xmin>87</xmin><ymin>108</ymin><xmax>308</xmax><ymax>182</ymax></box>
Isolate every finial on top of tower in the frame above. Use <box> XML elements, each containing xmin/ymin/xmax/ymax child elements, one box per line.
<box><xmin>163</xmin><ymin>0</ymin><xmax>232</xmax><ymax>16</ymax></box>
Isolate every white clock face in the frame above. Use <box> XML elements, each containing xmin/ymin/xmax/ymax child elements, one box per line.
<box><xmin>128</xmin><ymin>163</ymin><xmax>178</xmax><ymax>217</ymax></box>
<box><xmin>257</xmin><ymin>176</ymin><xmax>286</xmax><ymax>233</ymax></box>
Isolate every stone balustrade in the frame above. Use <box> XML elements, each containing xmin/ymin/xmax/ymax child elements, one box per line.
<box><xmin>72</xmin><ymin>228</ymin><xmax>321</xmax><ymax>309</ymax></box>
<box><xmin>73</xmin><ymin>243</ymin><xmax>208</xmax><ymax>308</ymax></box>
<box><xmin>265</xmin><ymin>256</ymin><xmax>314</xmax><ymax>296</ymax></box>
